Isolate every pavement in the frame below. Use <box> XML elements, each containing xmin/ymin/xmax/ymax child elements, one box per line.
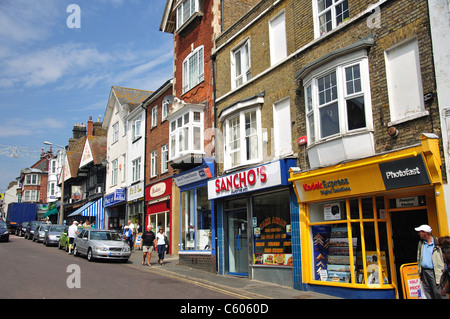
<box><xmin>126</xmin><ymin>248</ymin><xmax>339</xmax><ymax>299</ymax></box>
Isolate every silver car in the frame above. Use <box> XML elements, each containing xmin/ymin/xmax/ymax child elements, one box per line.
<box><xmin>73</xmin><ymin>229</ymin><xmax>131</xmax><ymax>262</ymax></box>
<box><xmin>33</xmin><ymin>224</ymin><xmax>50</xmax><ymax>243</ymax></box>
<box><xmin>43</xmin><ymin>225</ymin><xmax>66</xmax><ymax>246</ymax></box>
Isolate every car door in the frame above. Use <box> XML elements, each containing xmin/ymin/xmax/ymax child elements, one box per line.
<box><xmin>77</xmin><ymin>229</ymin><xmax>88</xmax><ymax>255</ymax></box>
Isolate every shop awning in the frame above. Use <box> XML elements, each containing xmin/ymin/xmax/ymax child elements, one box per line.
<box><xmin>67</xmin><ymin>201</ymin><xmax>94</xmax><ymax>217</ymax></box>
<box><xmin>67</xmin><ymin>198</ymin><xmax>104</xmax><ymax>229</ymax></box>
<box><xmin>43</xmin><ymin>208</ymin><xmax>59</xmax><ymax>218</ymax></box>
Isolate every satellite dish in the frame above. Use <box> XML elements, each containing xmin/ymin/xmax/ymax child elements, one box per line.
<box><xmin>162</xmin><ymin>95</ymin><xmax>175</xmax><ymax>105</ymax></box>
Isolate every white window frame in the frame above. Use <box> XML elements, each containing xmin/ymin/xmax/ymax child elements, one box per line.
<box><xmin>111</xmin><ymin>159</ymin><xmax>118</xmax><ymax>186</ymax></box>
<box><xmin>223</xmin><ymin>107</ymin><xmax>262</xmax><ymax>170</ymax></box>
<box><xmin>49</xmin><ymin>182</ymin><xmax>56</xmax><ymax>196</ymax></box>
<box><xmin>23</xmin><ymin>190</ymin><xmax>39</xmax><ymax>202</ymax></box>
<box><xmin>50</xmin><ymin>160</ymin><xmax>56</xmax><ymax>174</ymax></box>
<box><xmin>132</xmin><ymin>157</ymin><xmax>141</xmax><ymax>183</ymax></box>
<box><xmin>162</xmin><ymin>100</ymin><xmax>169</xmax><ymax>121</ymax></box>
<box><xmin>151</xmin><ymin>150</ymin><xmax>157</xmax><ymax>178</ymax></box>
<box><xmin>313</xmin><ymin>0</ymin><xmax>349</xmax><ymax>38</ymax></box>
<box><xmin>169</xmin><ymin>107</ymin><xmax>204</xmax><ymax>161</ymax></box>
<box><xmin>25</xmin><ymin>174</ymin><xmax>40</xmax><ymax>185</ymax></box>
<box><xmin>182</xmin><ymin>46</ymin><xmax>204</xmax><ymax>94</ymax></box>
<box><xmin>122</xmin><ymin>154</ymin><xmax>126</xmax><ymax>182</ymax></box>
<box><xmin>161</xmin><ymin>144</ymin><xmax>169</xmax><ymax>173</ymax></box>
<box><xmin>132</xmin><ymin>117</ymin><xmax>142</xmax><ymax>140</ymax></box>
<box><xmin>176</xmin><ymin>0</ymin><xmax>201</xmax><ymax>31</ymax></box>
<box><xmin>231</xmin><ymin>39</ymin><xmax>251</xmax><ymax>89</ymax></box>
<box><xmin>151</xmin><ymin>106</ymin><xmax>158</xmax><ymax>128</ymax></box>
<box><xmin>112</xmin><ymin>122</ymin><xmax>119</xmax><ymax>143</ymax></box>
<box><xmin>269</xmin><ymin>10</ymin><xmax>287</xmax><ymax>66</ymax></box>
<box><xmin>303</xmin><ymin>52</ymin><xmax>373</xmax><ymax>146</ymax></box>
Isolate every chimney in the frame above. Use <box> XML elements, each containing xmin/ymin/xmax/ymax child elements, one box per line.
<box><xmin>87</xmin><ymin>116</ymin><xmax>93</xmax><ymax>136</ymax></box>
<box><xmin>72</xmin><ymin>123</ymin><xmax>86</xmax><ymax>139</ymax></box>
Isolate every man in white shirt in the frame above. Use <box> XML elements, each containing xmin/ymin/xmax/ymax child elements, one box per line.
<box><xmin>68</xmin><ymin>221</ymin><xmax>79</xmax><ymax>255</ymax></box>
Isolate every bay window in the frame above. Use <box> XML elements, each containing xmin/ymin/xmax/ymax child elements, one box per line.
<box><xmin>303</xmin><ymin>55</ymin><xmax>372</xmax><ymax>144</ymax></box>
<box><xmin>169</xmin><ymin>106</ymin><xmax>204</xmax><ymax>162</ymax></box>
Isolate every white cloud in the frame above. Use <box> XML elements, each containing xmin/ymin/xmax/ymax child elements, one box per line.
<box><xmin>0</xmin><ymin>117</ymin><xmax>65</xmax><ymax>138</ymax></box>
<box><xmin>1</xmin><ymin>42</ymin><xmax>113</xmax><ymax>88</ymax></box>
<box><xmin>0</xmin><ymin>0</ymin><xmax>59</xmax><ymax>45</ymax></box>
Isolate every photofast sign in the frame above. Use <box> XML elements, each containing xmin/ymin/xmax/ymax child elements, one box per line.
<box><xmin>379</xmin><ymin>155</ymin><xmax>430</xmax><ymax>190</ymax></box>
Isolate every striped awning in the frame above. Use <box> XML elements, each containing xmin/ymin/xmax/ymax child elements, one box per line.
<box><xmin>67</xmin><ymin>201</ymin><xmax>94</xmax><ymax>217</ymax></box>
<box><xmin>67</xmin><ymin>198</ymin><xmax>104</xmax><ymax>229</ymax></box>
<box><xmin>81</xmin><ymin>197</ymin><xmax>104</xmax><ymax>229</ymax></box>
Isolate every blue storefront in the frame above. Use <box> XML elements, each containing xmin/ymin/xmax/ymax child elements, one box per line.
<box><xmin>104</xmin><ymin>188</ymin><xmax>127</xmax><ymax>231</ymax></box>
<box><xmin>173</xmin><ymin>158</ymin><xmax>216</xmax><ymax>273</ymax></box>
<box><xmin>207</xmin><ymin>158</ymin><xmax>301</xmax><ymax>288</ymax></box>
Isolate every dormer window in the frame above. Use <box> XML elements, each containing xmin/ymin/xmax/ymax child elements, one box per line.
<box><xmin>176</xmin><ymin>0</ymin><xmax>202</xmax><ymax>32</ymax></box>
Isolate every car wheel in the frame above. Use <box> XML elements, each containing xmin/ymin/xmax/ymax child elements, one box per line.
<box><xmin>73</xmin><ymin>245</ymin><xmax>79</xmax><ymax>257</ymax></box>
<box><xmin>87</xmin><ymin>248</ymin><xmax>94</xmax><ymax>262</ymax></box>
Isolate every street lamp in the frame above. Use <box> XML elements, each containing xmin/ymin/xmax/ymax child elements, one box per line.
<box><xmin>44</xmin><ymin>141</ymin><xmax>66</xmax><ymax>225</ymax></box>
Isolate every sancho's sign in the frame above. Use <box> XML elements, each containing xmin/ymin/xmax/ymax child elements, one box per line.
<box><xmin>208</xmin><ymin>161</ymin><xmax>283</xmax><ymax>200</ymax></box>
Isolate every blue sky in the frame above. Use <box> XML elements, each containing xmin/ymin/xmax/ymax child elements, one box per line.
<box><xmin>0</xmin><ymin>0</ymin><xmax>173</xmax><ymax>192</ymax></box>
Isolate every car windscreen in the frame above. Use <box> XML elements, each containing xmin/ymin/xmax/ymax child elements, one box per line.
<box><xmin>50</xmin><ymin>226</ymin><xmax>65</xmax><ymax>232</ymax></box>
<box><xmin>40</xmin><ymin>225</ymin><xmax>50</xmax><ymax>231</ymax></box>
<box><xmin>89</xmin><ymin>231</ymin><xmax>121</xmax><ymax>241</ymax></box>
<box><xmin>0</xmin><ymin>222</ymin><xmax>6</xmax><ymax>230</ymax></box>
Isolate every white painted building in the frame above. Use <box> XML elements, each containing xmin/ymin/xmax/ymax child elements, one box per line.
<box><xmin>102</xmin><ymin>86</ymin><xmax>152</xmax><ymax>230</ymax></box>
<box><xmin>125</xmin><ymin>101</ymin><xmax>146</xmax><ymax>229</ymax></box>
<box><xmin>428</xmin><ymin>0</ymin><xmax>450</xmax><ymax>228</ymax></box>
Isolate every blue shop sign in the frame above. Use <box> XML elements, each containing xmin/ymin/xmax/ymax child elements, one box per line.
<box><xmin>104</xmin><ymin>188</ymin><xmax>126</xmax><ymax>207</ymax></box>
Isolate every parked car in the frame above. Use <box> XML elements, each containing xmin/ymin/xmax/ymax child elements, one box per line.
<box><xmin>16</xmin><ymin>221</ymin><xmax>30</xmax><ymax>237</ymax></box>
<box><xmin>59</xmin><ymin>226</ymin><xmax>88</xmax><ymax>251</ymax></box>
<box><xmin>33</xmin><ymin>223</ymin><xmax>50</xmax><ymax>242</ymax></box>
<box><xmin>24</xmin><ymin>221</ymin><xmax>45</xmax><ymax>240</ymax></box>
<box><xmin>43</xmin><ymin>225</ymin><xmax>66</xmax><ymax>246</ymax></box>
<box><xmin>73</xmin><ymin>229</ymin><xmax>130</xmax><ymax>262</ymax></box>
<box><xmin>0</xmin><ymin>221</ymin><xmax>9</xmax><ymax>242</ymax></box>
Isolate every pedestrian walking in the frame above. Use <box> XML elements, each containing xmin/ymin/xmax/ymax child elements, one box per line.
<box><xmin>415</xmin><ymin>224</ymin><xmax>445</xmax><ymax>299</ymax></box>
<box><xmin>141</xmin><ymin>224</ymin><xmax>156</xmax><ymax>266</ymax></box>
<box><xmin>123</xmin><ymin>225</ymin><xmax>133</xmax><ymax>251</ymax></box>
<box><xmin>67</xmin><ymin>220</ymin><xmax>79</xmax><ymax>255</ymax></box>
<box><xmin>156</xmin><ymin>227</ymin><xmax>167</xmax><ymax>265</ymax></box>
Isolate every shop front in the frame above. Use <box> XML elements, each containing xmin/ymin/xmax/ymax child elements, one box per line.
<box><xmin>289</xmin><ymin>134</ymin><xmax>449</xmax><ymax>299</ymax></box>
<box><xmin>174</xmin><ymin>159</ymin><xmax>215</xmax><ymax>273</ymax></box>
<box><xmin>127</xmin><ymin>181</ymin><xmax>145</xmax><ymax>233</ymax></box>
<box><xmin>145</xmin><ymin>178</ymin><xmax>173</xmax><ymax>254</ymax></box>
<box><xmin>104</xmin><ymin>188</ymin><xmax>127</xmax><ymax>231</ymax></box>
<box><xmin>208</xmin><ymin>159</ymin><xmax>298</xmax><ymax>287</ymax></box>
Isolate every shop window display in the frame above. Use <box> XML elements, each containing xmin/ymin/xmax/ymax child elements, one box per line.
<box><xmin>180</xmin><ymin>186</ymin><xmax>212</xmax><ymax>251</ymax></box>
<box><xmin>309</xmin><ymin>196</ymin><xmax>391</xmax><ymax>286</ymax></box>
<box><xmin>252</xmin><ymin>190</ymin><xmax>292</xmax><ymax>267</ymax></box>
